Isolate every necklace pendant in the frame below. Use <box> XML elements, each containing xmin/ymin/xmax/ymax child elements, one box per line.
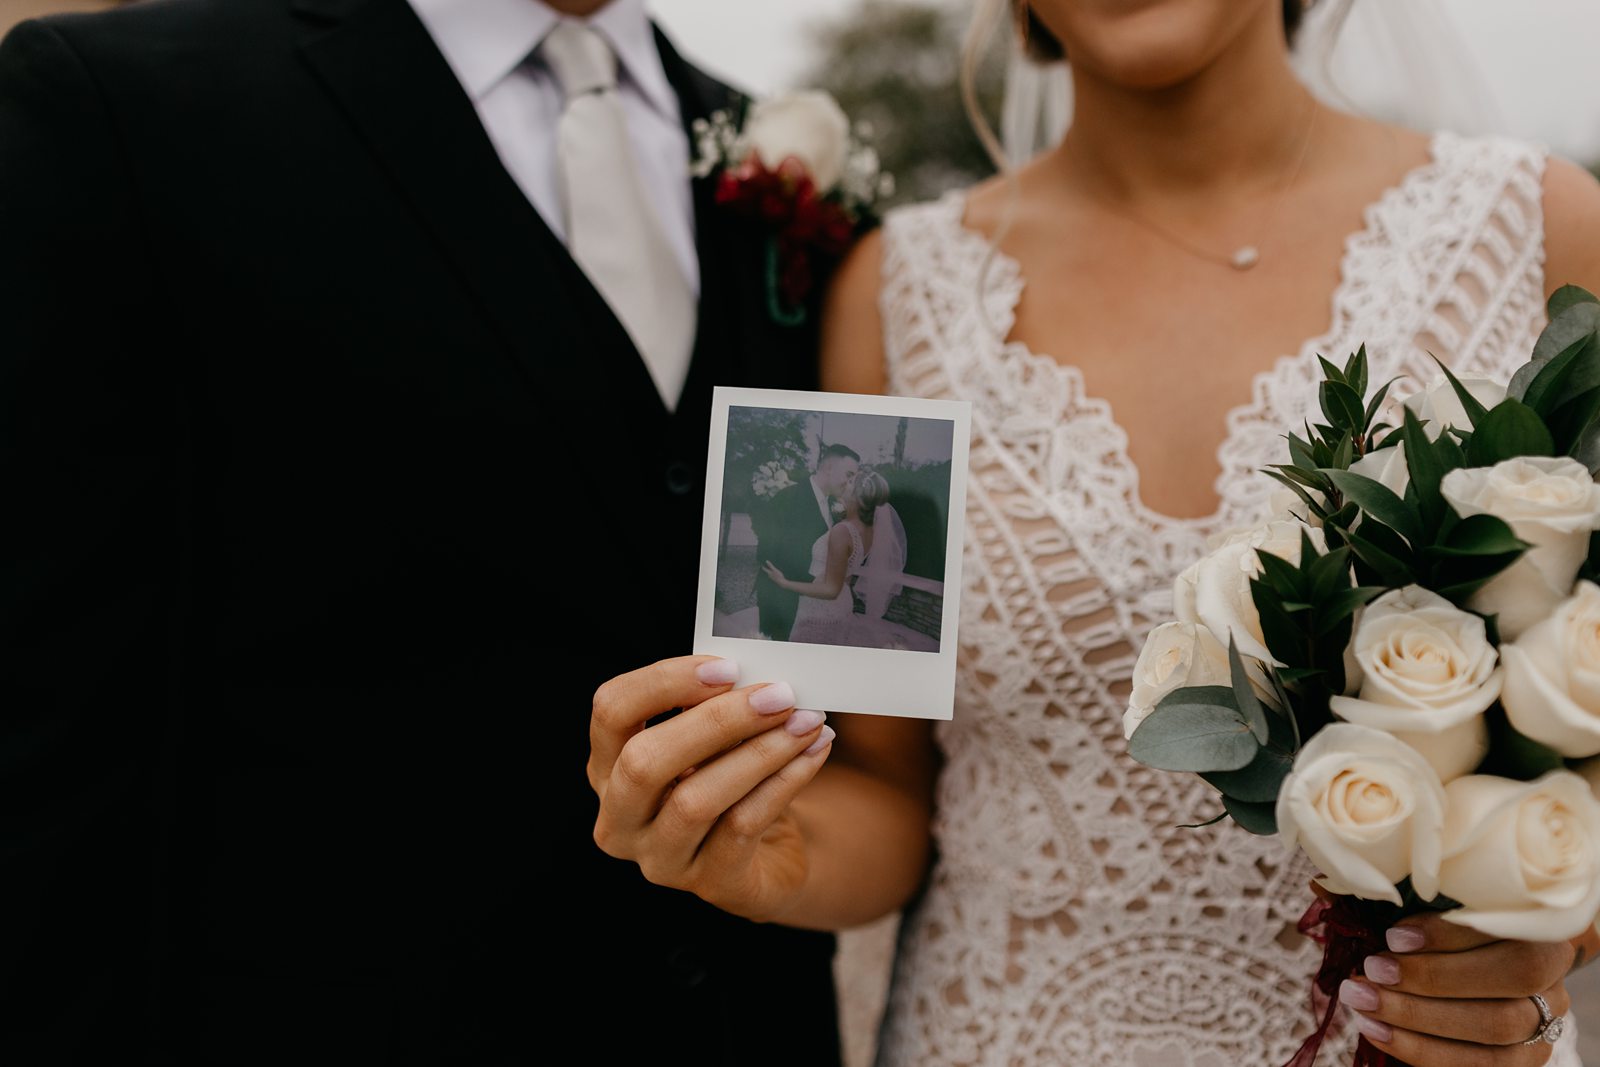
<box><xmin>1230</xmin><ymin>246</ymin><xmax>1260</xmax><ymax>270</ymax></box>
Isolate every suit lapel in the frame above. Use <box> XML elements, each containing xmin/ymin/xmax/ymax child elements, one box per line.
<box><xmin>290</xmin><ymin>0</ymin><xmax>669</xmax><ymax>430</ymax></box>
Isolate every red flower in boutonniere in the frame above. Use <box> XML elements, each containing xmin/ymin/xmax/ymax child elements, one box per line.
<box><xmin>692</xmin><ymin>90</ymin><xmax>893</xmax><ymax>326</ymax></box>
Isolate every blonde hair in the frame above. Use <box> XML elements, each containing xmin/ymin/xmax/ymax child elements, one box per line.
<box><xmin>852</xmin><ymin>468</ymin><xmax>891</xmax><ymax>524</ymax></box>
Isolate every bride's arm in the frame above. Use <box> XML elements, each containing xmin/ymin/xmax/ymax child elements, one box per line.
<box><xmin>1541</xmin><ymin>155</ymin><xmax>1600</xmax><ymax>296</ymax></box>
<box><xmin>761</xmin><ymin>526</ymin><xmax>853</xmax><ymax>599</ymax></box>
<box><xmin>587</xmin><ymin>231</ymin><xmax>938</xmax><ymax>932</ymax></box>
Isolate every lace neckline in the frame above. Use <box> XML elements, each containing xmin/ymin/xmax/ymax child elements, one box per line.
<box><xmin>938</xmin><ymin>130</ymin><xmax>1455</xmax><ymax>531</ymax></box>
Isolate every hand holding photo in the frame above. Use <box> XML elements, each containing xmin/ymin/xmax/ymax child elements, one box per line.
<box><xmin>695</xmin><ymin>387</ymin><xmax>971</xmax><ymax>719</ymax></box>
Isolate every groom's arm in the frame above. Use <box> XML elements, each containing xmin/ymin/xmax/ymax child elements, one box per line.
<box><xmin>0</xmin><ymin>20</ymin><xmax>184</xmax><ymax>1038</ymax></box>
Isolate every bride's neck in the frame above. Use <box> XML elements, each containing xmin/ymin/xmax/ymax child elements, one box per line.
<box><xmin>1054</xmin><ymin>16</ymin><xmax>1316</xmax><ymax>205</ymax></box>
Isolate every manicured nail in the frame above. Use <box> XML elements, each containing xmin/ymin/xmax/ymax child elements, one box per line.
<box><xmin>785</xmin><ymin>709</ymin><xmax>826</xmax><ymax>737</ymax></box>
<box><xmin>696</xmin><ymin>659</ymin><xmax>740</xmax><ymax>686</ymax></box>
<box><xmin>1339</xmin><ymin>979</ymin><xmax>1379</xmax><ymax>1012</ymax></box>
<box><xmin>750</xmin><ymin>682</ymin><xmax>795</xmax><ymax>714</ymax></box>
<box><xmin>804</xmin><ymin>725</ymin><xmax>836</xmax><ymax>756</ymax></box>
<box><xmin>1352</xmin><ymin>1012</ymin><xmax>1393</xmax><ymax>1044</ymax></box>
<box><xmin>1363</xmin><ymin>955</ymin><xmax>1401</xmax><ymax>986</ymax></box>
<box><xmin>1385</xmin><ymin>926</ymin><xmax>1426</xmax><ymax>953</ymax></box>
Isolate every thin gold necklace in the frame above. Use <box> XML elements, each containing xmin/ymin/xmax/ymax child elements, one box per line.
<box><xmin>1084</xmin><ymin>96</ymin><xmax>1321</xmax><ymax>272</ymax></box>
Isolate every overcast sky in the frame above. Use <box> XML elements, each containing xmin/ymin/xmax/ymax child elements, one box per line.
<box><xmin>648</xmin><ymin>0</ymin><xmax>1600</xmax><ymax>166</ymax></box>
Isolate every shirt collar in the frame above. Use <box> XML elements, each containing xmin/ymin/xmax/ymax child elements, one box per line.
<box><xmin>407</xmin><ymin>0</ymin><xmax>678</xmax><ymax>120</ymax></box>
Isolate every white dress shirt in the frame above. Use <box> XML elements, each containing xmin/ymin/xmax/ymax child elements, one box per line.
<box><xmin>405</xmin><ymin>0</ymin><xmax>699</xmax><ymax>292</ymax></box>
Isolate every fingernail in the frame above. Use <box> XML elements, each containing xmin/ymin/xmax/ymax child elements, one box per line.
<box><xmin>804</xmin><ymin>725</ymin><xmax>836</xmax><ymax>756</ymax></box>
<box><xmin>785</xmin><ymin>709</ymin><xmax>826</xmax><ymax>737</ymax></box>
<box><xmin>695</xmin><ymin>659</ymin><xmax>740</xmax><ymax>686</ymax></box>
<box><xmin>1363</xmin><ymin>955</ymin><xmax>1401</xmax><ymax>985</ymax></box>
<box><xmin>1339</xmin><ymin>979</ymin><xmax>1379</xmax><ymax>1012</ymax></box>
<box><xmin>1352</xmin><ymin>1012</ymin><xmax>1393</xmax><ymax>1044</ymax></box>
<box><xmin>750</xmin><ymin>682</ymin><xmax>795</xmax><ymax>715</ymax></box>
<box><xmin>1385</xmin><ymin>926</ymin><xmax>1426</xmax><ymax>953</ymax></box>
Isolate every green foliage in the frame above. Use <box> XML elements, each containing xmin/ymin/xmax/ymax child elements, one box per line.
<box><xmin>1476</xmin><ymin>708</ymin><xmax>1565</xmax><ymax>779</ymax></box>
<box><xmin>1508</xmin><ymin>288</ymin><xmax>1600</xmax><ymax>471</ymax></box>
<box><xmin>1127</xmin><ymin>686</ymin><xmax>1258</xmax><ymax>773</ymax></box>
<box><xmin>801</xmin><ymin>1</ymin><xmax>1005</xmax><ymax>207</ymax></box>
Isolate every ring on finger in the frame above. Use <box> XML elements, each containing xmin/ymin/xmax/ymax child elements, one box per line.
<box><xmin>1523</xmin><ymin>993</ymin><xmax>1566</xmax><ymax>1046</ymax></box>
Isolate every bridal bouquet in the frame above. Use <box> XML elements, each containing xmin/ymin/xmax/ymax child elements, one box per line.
<box><xmin>1125</xmin><ymin>286</ymin><xmax>1600</xmax><ymax>1066</ymax></box>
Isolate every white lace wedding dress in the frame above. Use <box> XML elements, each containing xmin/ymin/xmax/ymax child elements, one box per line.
<box><xmin>875</xmin><ymin>131</ymin><xmax>1582</xmax><ymax>1066</ymax></box>
<box><xmin>789</xmin><ymin>522</ymin><xmax>867</xmax><ymax>646</ymax></box>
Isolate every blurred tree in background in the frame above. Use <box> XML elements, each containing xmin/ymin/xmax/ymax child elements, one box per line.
<box><xmin>799</xmin><ymin>0</ymin><xmax>1006</xmax><ymax>207</ymax></box>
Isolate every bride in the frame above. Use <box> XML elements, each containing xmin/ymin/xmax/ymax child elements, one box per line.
<box><xmin>763</xmin><ymin>468</ymin><xmax>901</xmax><ymax>648</ymax></box>
<box><xmin>586</xmin><ymin>0</ymin><xmax>1600</xmax><ymax>1064</ymax></box>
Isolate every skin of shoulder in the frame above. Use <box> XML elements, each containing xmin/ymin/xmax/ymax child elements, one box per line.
<box><xmin>1542</xmin><ymin>154</ymin><xmax>1600</xmax><ymax>297</ymax></box>
<box><xmin>819</xmin><ymin>228</ymin><xmax>889</xmax><ymax>395</ymax></box>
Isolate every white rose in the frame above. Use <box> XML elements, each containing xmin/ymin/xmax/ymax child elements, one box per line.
<box><xmin>742</xmin><ymin>91</ymin><xmax>851</xmax><ymax>192</ymax></box>
<box><xmin>1329</xmin><ymin>587</ymin><xmax>1499</xmax><ymax>783</ymax></box>
<box><xmin>1172</xmin><ymin>559</ymin><xmax>1202</xmax><ymax>625</ymax></box>
<box><xmin>1277</xmin><ymin>723</ymin><xmax>1446</xmax><ymax>904</ymax></box>
<box><xmin>1194</xmin><ymin>520</ymin><xmax>1328</xmax><ymax>666</ymax></box>
<box><xmin>1268</xmin><ymin>487</ymin><xmax>1325</xmax><ymax>528</ymax></box>
<box><xmin>1122</xmin><ymin>622</ymin><xmax>1233</xmax><ymax>739</ymax></box>
<box><xmin>1405</xmin><ymin>375</ymin><xmax>1507</xmax><ymax>440</ymax></box>
<box><xmin>1441</xmin><ymin>457</ymin><xmax>1600</xmax><ymax>640</ymax></box>
<box><xmin>1348</xmin><ymin>442</ymin><xmax>1410</xmax><ymax>498</ymax></box>
<box><xmin>1502</xmin><ymin>581</ymin><xmax>1600</xmax><ymax>757</ymax></box>
<box><xmin>1436</xmin><ymin>772</ymin><xmax>1600</xmax><ymax>941</ymax></box>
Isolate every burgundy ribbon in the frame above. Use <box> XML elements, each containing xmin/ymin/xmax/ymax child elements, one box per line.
<box><xmin>1283</xmin><ymin>894</ymin><xmax>1410</xmax><ymax>1067</ymax></box>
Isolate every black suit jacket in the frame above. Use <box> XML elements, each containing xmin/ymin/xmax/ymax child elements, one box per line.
<box><xmin>0</xmin><ymin>1</ymin><xmax>840</xmax><ymax>1063</ymax></box>
<box><xmin>754</xmin><ymin>480</ymin><xmax>833</xmax><ymax>640</ymax></box>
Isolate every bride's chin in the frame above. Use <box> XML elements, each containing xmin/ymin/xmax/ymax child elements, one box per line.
<box><xmin>1034</xmin><ymin>0</ymin><xmax>1279</xmax><ymax>92</ymax></box>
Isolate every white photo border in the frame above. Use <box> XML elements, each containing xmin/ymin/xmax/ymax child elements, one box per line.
<box><xmin>694</xmin><ymin>387</ymin><xmax>972</xmax><ymax>720</ymax></box>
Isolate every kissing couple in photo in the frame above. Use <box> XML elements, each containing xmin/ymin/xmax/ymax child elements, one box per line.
<box><xmin>756</xmin><ymin>443</ymin><xmax>910</xmax><ymax>650</ymax></box>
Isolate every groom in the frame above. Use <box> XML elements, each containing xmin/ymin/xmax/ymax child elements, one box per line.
<box><xmin>755</xmin><ymin>444</ymin><xmax>860</xmax><ymax>640</ymax></box>
<box><xmin>0</xmin><ymin>0</ymin><xmax>841</xmax><ymax>1063</ymax></box>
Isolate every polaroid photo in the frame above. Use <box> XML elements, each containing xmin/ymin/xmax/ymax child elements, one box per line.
<box><xmin>694</xmin><ymin>387</ymin><xmax>972</xmax><ymax>720</ymax></box>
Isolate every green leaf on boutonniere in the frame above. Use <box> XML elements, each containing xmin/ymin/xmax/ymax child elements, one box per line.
<box><xmin>1228</xmin><ymin>636</ymin><xmax>1270</xmax><ymax>745</ymax></box>
<box><xmin>1128</xmin><ymin>686</ymin><xmax>1258</xmax><ymax>773</ymax></box>
<box><xmin>1463</xmin><ymin>399</ymin><xmax>1555</xmax><ymax>466</ymax></box>
<box><xmin>1223</xmin><ymin>794</ymin><xmax>1279</xmax><ymax>835</ymax></box>
<box><xmin>1323</xmin><ymin>469</ymin><xmax>1422</xmax><ymax>548</ymax></box>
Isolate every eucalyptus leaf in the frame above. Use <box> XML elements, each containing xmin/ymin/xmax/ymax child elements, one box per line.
<box><xmin>1223</xmin><ymin>795</ymin><xmax>1279</xmax><ymax>836</ymax></box>
<box><xmin>1228</xmin><ymin>637</ymin><xmax>1270</xmax><ymax>745</ymax></box>
<box><xmin>1511</xmin><ymin>302</ymin><xmax>1600</xmax><ymax>398</ymax></box>
<box><xmin>1128</xmin><ymin>701</ymin><xmax>1258</xmax><ymax>773</ymax></box>
<box><xmin>1549</xmin><ymin>285</ymin><xmax>1600</xmax><ymax>319</ymax></box>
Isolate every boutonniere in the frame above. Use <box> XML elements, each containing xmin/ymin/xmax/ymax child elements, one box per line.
<box><xmin>692</xmin><ymin>90</ymin><xmax>893</xmax><ymax>327</ymax></box>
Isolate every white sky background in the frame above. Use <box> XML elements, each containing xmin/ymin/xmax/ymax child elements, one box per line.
<box><xmin>649</xmin><ymin>0</ymin><xmax>1600</xmax><ymax>166</ymax></box>
<box><xmin>806</xmin><ymin>411</ymin><xmax>955</xmax><ymax>468</ymax></box>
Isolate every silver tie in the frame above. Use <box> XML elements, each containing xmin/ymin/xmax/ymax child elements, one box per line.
<box><xmin>542</xmin><ymin>20</ymin><xmax>697</xmax><ymax>412</ymax></box>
